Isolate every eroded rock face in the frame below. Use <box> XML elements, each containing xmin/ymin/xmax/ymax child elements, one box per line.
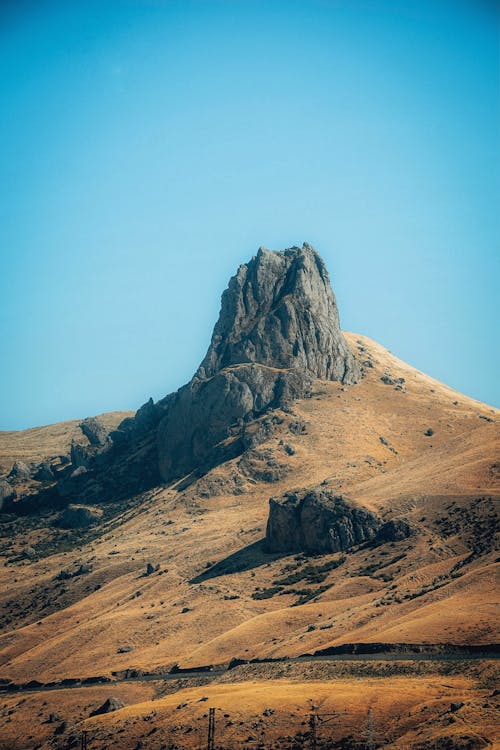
<box><xmin>89</xmin><ymin>697</ymin><xmax>124</xmax><ymax>717</ymax></box>
<box><xmin>157</xmin><ymin>364</ymin><xmax>312</xmax><ymax>481</ymax></box>
<box><xmin>58</xmin><ymin>504</ymin><xmax>102</xmax><ymax>529</ymax></box>
<box><xmin>197</xmin><ymin>244</ymin><xmax>360</xmax><ymax>384</ymax></box>
<box><xmin>12</xmin><ymin>244</ymin><xmax>359</xmax><ymax>511</ymax></box>
<box><xmin>0</xmin><ymin>479</ymin><xmax>16</xmax><ymax>510</ymax></box>
<box><xmin>265</xmin><ymin>488</ymin><xmax>381</xmax><ymax>554</ymax></box>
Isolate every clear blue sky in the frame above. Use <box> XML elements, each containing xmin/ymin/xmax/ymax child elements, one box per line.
<box><xmin>0</xmin><ymin>0</ymin><xmax>498</xmax><ymax>429</ymax></box>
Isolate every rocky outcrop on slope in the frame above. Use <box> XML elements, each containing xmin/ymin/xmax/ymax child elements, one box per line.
<box><xmin>0</xmin><ymin>480</ymin><xmax>16</xmax><ymax>510</ymax></box>
<box><xmin>197</xmin><ymin>244</ymin><xmax>360</xmax><ymax>384</ymax></box>
<box><xmin>8</xmin><ymin>244</ymin><xmax>360</xmax><ymax>511</ymax></box>
<box><xmin>157</xmin><ymin>364</ymin><xmax>311</xmax><ymax>481</ymax></box>
<box><xmin>265</xmin><ymin>488</ymin><xmax>381</xmax><ymax>553</ymax></box>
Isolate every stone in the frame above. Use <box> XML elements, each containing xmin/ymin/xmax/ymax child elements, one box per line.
<box><xmin>238</xmin><ymin>448</ymin><xmax>289</xmax><ymax>483</ymax></box>
<box><xmin>89</xmin><ymin>697</ymin><xmax>124</xmax><ymax>716</ymax></box>
<box><xmin>33</xmin><ymin>461</ymin><xmax>55</xmax><ymax>482</ymax></box>
<box><xmin>157</xmin><ymin>364</ymin><xmax>312</xmax><ymax>481</ymax></box>
<box><xmin>70</xmin><ymin>442</ymin><xmax>93</xmax><ymax>469</ymax></box>
<box><xmin>8</xmin><ymin>461</ymin><xmax>32</xmax><ymax>481</ymax></box>
<box><xmin>80</xmin><ymin>417</ymin><xmax>109</xmax><ymax>446</ymax></box>
<box><xmin>265</xmin><ymin>487</ymin><xmax>381</xmax><ymax>554</ymax></box>
<box><xmin>374</xmin><ymin>519</ymin><xmax>412</xmax><ymax>543</ymax></box>
<box><xmin>196</xmin><ymin>243</ymin><xmax>360</xmax><ymax>384</ymax></box>
<box><xmin>21</xmin><ymin>546</ymin><xmax>37</xmax><ymax>560</ymax></box>
<box><xmin>58</xmin><ymin>505</ymin><xmax>102</xmax><ymax>529</ymax></box>
<box><xmin>0</xmin><ymin>479</ymin><xmax>16</xmax><ymax>510</ymax></box>
<box><xmin>14</xmin><ymin>244</ymin><xmax>358</xmax><ymax>513</ymax></box>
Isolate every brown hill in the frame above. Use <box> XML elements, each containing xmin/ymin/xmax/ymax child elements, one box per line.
<box><xmin>0</xmin><ymin>333</ymin><xmax>498</xmax><ymax>749</ymax></box>
<box><xmin>0</xmin><ymin>245</ymin><xmax>497</xmax><ymax>749</ymax></box>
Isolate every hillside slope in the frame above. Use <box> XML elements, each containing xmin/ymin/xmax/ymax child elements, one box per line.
<box><xmin>0</xmin><ymin>333</ymin><xmax>498</xmax><ymax>749</ymax></box>
<box><xmin>0</xmin><ymin>334</ymin><xmax>497</xmax><ymax>679</ymax></box>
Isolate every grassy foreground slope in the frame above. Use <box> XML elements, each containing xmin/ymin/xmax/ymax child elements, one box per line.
<box><xmin>0</xmin><ymin>334</ymin><xmax>498</xmax><ymax>748</ymax></box>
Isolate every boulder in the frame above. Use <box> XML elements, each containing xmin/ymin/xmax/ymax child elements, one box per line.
<box><xmin>374</xmin><ymin>519</ymin><xmax>412</xmax><ymax>543</ymax></box>
<box><xmin>89</xmin><ymin>697</ymin><xmax>124</xmax><ymax>716</ymax></box>
<box><xmin>58</xmin><ymin>504</ymin><xmax>102</xmax><ymax>529</ymax></box>
<box><xmin>33</xmin><ymin>461</ymin><xmax>55</xmax><ymax>482</ymax></box>
<box><xmin>265</xmin><ymin>488</ymin><xmax>381</xmax><ymax>554</ymax></box>
<box><xmin>0</xmin><ymin>479</ymin><xmax>16</xmax><ymax>510</ymax></box>
<box><xmin>8</xmin><ymin>461</ymin><xmax>32</xmax><ymax>481</ymax></box>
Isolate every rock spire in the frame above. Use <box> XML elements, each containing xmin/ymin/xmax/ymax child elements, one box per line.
<box><xmin>197</xmin><ymin>243</ymin><xmax>360</xmax><ymax>384</ymax></box>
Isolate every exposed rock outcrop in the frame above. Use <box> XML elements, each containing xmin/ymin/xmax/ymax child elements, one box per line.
<box><xmin>89</xmin><ymin>697</ymin><xmax>124</xmax><ymax>717</ymax></box>
<box><xmin>0</xmin><ymin>479</ymin><xmax>16</xmax><ymax>510</ymax></box>
<box><xmin>157</xmin><ymin>364</ymin><xmax>311</xmax><ymax>481</ymax></box>
<box><xmin>80</xmin><ymin>417</ymin><xmax>110</xmax><ymax>447</ymax></box>
<box><xmin>11</xmin><ymin>244</ymin><xmax>360</xmax><ymax>510</ymax></box>
<box><xmin>265</xmin><ymin>488</ymin><xmax>381</xmax><ymax>553</ymax></box>
<box><xmin>58</xmin><ymin>505</ymin><xmax>102</xmax><ymax>529</ymax></box>
<box><xmin>197</xmin><ymin>244</ymin><xmax>360</xmax><ymax>384</ymax></box>
<box><xmin>8</xmin><ymin>461</ymin><xmax>32</xmax><ymax>482</ymax></box>
<box><xmin>374</xmin><ymin>518</ymin><xmax>412</xmax><ymax>544</ymax></box>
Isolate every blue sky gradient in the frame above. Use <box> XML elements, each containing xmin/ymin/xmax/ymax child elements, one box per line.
<box><xmin>0</xmin><ymin>0</ymin><xmax>498</xmax><ymax>429</ymax></box>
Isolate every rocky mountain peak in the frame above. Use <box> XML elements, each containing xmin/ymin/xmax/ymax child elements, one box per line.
<box><xmin>196</xmin><ymin>243</ymin><xmax>360</xmax><ymax>384</ymax></box>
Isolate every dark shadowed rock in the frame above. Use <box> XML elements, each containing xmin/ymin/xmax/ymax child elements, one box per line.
<box><xmin>15</xmin><ymin>244</ymin><xmax>358</xmax><ymax>512</ymax></box>
<box><xmin>374</xmin><ymin>518</ymin><xmax>413</xmax><ymax>543</ymax></box>
<box><xmin>8</xmin><ymin>461</ymin><xmax>32</xmax><ymax>482</ymax></box>
<box><xmin>157</xmin><ymin>364</ymin><xmax>312</xmax><ymax>481</ymax></box>
<box><xmin>58</xmin><ymin>504</ymin><xmax>102</xmax><ymax>529</ymax></box>
<box><xmin>238</xmin><ymin>448</ymin><xmax>289</xmax><ymax>483</ymax></box>
<box><xmin>80</xmin><ymin>417</ymin><xmax>110</xmax><ymax>446</ymax></box>
<box><xmin>70</xmin><ymin>442</ymin><xmax>93</xmax><ymax>469</ymax></box>
<box><xmin>197</xmin><ymin>244</ymin><xmax>360</xmax><ymax>384</ymax></box>
<box><xmin>33</xmin><ymin>461</ymin><xmax>55</xmax><ymax>482</ymax></box>
<box><xmin>265</xmin><ymin>488</ymin><xmax>381</xmax><ymax>554</ymax></box>
<box><xmin>89</xmin><ymin>697</ymin><xmax>124</xmax><ymax>716</ymax></box>
<box><xmin>0</xmin><ymin>479</ymin><xmax>16</xmax><ymax>510</ymax></box>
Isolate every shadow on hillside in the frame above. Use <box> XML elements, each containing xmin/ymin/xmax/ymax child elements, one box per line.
<box><xmin>190</xmin><ymin>539</ymin><xmax>287</xmax><ymax>583</ymax></box>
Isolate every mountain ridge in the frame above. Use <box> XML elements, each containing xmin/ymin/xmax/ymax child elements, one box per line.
<box><xmin>0</xmin><ymin>246</ymin><xmax>498</xmax><ymax>750</ymax></box>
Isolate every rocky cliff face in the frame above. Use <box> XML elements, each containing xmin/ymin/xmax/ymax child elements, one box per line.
<box><xmin>156</xmin><ymin>243</ymin><xmax>359</xmax><ymax>482</ymax></box>
<box><xmin>265</xmin><ymin>488</ymin><xmax>381</xmax><ymax>554</ymax></box>
<box><xmin>197</xmin><ymin>244</ymin><xmax>360</xmax><ymax>384</ymax></box>
<box><xmin>6</xmin><ymin>243</ymin><xmax>360</xmax><ymax>509</ymax></box>
<box><xmin>157</xmin><ymin>364</ymin><xmax>311</xmax><ymax>481</ymax></box>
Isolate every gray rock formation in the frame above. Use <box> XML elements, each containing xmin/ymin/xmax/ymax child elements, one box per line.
<box><xmin>33</xmin><ymin>461</ymin><xmax>55</xmax><ymax>482</ymax></box>
<box><xmin>8</xmin><ymin>461</ymin><xmax>32</xmax><ymax>482</ymax></box>
<box><xmin>197</xmin><ymin>244</ymin><xmax>360</xmax><ymax>384</ymax></box>
<box><xmin>157</xmin><ymin>364</ymin><xmax>311</xmax><ymax>481</ymax></box>
<box><xmin>80</xmin><ymin>417</ymin><xmax>110</xmax><ymax>446</ymax></box>
<box><xmin>89</xmin><ymin>697</ymin><xmax>124</xmax><ymax>717</ymax></box>
<box><xmin>13</xmin><ymin>244</ymin><xmax>360</xmax><ymax>512</ymax></box>
<box><xmin>265</xmin><ymin>488</ymin><xmax>381</xmax><ymax>554</ymax></box>
<box><xmin>374</xmin><ymin>518</ymin><xmax>412</xmax><ymax>544</ymax></box>
<box><xmin>0</xmin><ymin>479</ymin><xmax>16</xmax><ymax>510</ymax></box>
<box><xmin>58</xmin><ymin>505</ymin><xmax>102</xmax><ymax>529</ymax></box>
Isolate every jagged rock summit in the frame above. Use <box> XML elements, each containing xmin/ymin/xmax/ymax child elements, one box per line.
<box><xmin>197</xmin><ymin>243</ymin><xmax>360</xmax><ymax>384</ymax></box>
<box><xmin>3</xmin><ymin>243</ymin><xmax>361</xmax><ymax>507</ymax></box>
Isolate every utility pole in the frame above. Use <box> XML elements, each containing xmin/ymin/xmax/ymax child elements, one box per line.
<box><xmin>81</xmin><ymin>730</ymin><xmax>88</xmax><ymax>750</ymax></box>
<box><xmin>365</xmin><ymin>707</ymin><xmax>375</xmax><ymax>750</ymax></box>
<box><xmin>207</xmin><ymin>707</ymin><xmax>215</xmax><ymax>750</ymax></box>
<box><xmin>308</xmin><ymin>712</ymin><xmax>317</xmax><ymax>750</ymax></box>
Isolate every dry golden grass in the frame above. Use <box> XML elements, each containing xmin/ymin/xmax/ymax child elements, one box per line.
<box><xmin>0</xmin><ymin>410</ymin><xmax>132</xmax><ymax>475</ymax></box>
<box><xmin>0</xmin><ymin>334</ymin><xmax>498</xmax><ymax>748</ymax></box>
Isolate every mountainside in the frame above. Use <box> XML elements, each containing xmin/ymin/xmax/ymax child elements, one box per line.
<box><xmin>0</xmin><ymin>244</ymin><xmax>498</xmax><ymax>750</ymax></box>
